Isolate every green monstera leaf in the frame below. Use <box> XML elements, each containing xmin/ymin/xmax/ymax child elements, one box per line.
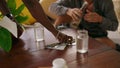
<box><xmin>0</xmin><ymin>27</ymin><xmax>12</xmax><ymax>52</ymax></box>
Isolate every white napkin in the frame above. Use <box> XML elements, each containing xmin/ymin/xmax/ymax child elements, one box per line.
<box><xmin>0</xmin><ymin>16</ymin><xmax>17</xmax><ymax>38</ymax></box>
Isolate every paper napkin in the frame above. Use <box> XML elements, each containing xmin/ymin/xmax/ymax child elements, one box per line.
<box><xmin>0</xmin><ymin>16</ymin><xmax>17</xmax><ymax>38</ymax></box>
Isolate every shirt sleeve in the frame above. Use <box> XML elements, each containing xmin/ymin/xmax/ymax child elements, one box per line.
<box><xmin>100</xmin><ymin>0</ymin><xmax>119</xmax><ymax>31</ymax></box>
<box><xmin>49</xmin><ymin>0</ymin><xmax>70</xmax><ymax>16</ymax></box>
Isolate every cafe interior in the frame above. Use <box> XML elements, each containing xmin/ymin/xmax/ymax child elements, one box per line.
<box><xmin>0</xmin><ymin>0</ymin><xmax>120</xmax><ymax>68</ymax></box>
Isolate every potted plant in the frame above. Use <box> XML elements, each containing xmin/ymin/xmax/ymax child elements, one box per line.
<box><xmin>0</xmin><ymin>0</ymin><xmax>28</xmax><ymax>52</ymax></box>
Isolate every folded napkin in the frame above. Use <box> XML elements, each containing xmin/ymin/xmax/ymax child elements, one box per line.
<box><xmin>0</xmin><ymin>16</ymin><xmax>17</xmax><ymax>38</ymax></box>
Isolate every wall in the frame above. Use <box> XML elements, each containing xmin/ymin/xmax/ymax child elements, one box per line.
<box><xmin>113</xmin><ymin>0</ymin><xmax>120</xmax><ymax>32</ymax></box>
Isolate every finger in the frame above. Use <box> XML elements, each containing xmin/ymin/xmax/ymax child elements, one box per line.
<box><xmin>84</xmin><ymin>14</ymin><xmax>90</xmax><ymax>20</ymax></box>
<box><xmin>71</xmin><ymin>13</ymin><xmax>79</xmax><ymax>21</ymax></box>
<box><xmin>74</xmin><ymin>9</ymin><xmax>82</xmax><ymax>17</ymax></box>
<box><xmin>65</xmin><ymin>35</ymin><xmax>69</xmax><ymax>43</ymax></box>
<box><xmin>58</xmin><ymin>36</ymin><xmax>62</xmax><ymax>43</ymax></box>
<box><xmin>86</xmin><ymin>9</ymin><xmax>91</xmax><ymax>13</ymax></box>
<box><xmin>62</xmin><ymin>35</ymin><xmax>67</xmax><ymax>43</ymax></box>
<box><xmin>68</xmin><ymin>36</ymin><xmax>73</xmax><ymax>43</ymax></box>
<box><xmin>84</xmin><ymin>15</ymin><xmax>92</xmax><ymax>22</ymax></box>
<box><xmin>64</xmin><ymin>36</ymin><xmax>72</xmax><ymax>45</ymax></box>
<box><xmin>59</xmin><ymin>33</ymin><xmax>67</xmax><ymax>43</ymax></box>
<box><xmin>61</xmin><ymin>35</ymin><xmax>66</xmax><ymax>43</ymax></box>
<box><xmin>57</xmin><ymin>32</ymin><xmax>63</xmax><ymax>43</ymax></box>
<box><xmin>74</xmin><ymin>11</ymin><xmax>81</xmax><ymax>17</ymax></box>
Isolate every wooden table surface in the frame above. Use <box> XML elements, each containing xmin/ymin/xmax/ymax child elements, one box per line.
<box><xmin>0</xmin><ymin>28</ymin><xmax>120</xmax><ymax>68</ymax></box>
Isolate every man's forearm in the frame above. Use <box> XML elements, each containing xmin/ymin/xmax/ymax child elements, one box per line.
<box><xmin>49</xmin><ymin>3</ymin><xmax>68</xmax><ymax>16</ymax></box>
<box><xmin>100</xmin><ymin>17</ymin><xmax>118</xmax><ymax>31</ymax></box>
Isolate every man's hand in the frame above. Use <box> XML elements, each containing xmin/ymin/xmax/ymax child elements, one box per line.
<box><xmin>66</xmin><ymin>8</ymin><xmax>83</xmax><ymax>21</ymax></box>
<box><xmin>84</xmin><ymin>10</ymin><xmax>103</xmax><ymax>23</ymax></box>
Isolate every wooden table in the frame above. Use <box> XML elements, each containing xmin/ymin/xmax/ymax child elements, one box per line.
<box><xmin>0</xmin><ymin>28</ymin><xmax>120</xmax><ymax>68</ymax></box>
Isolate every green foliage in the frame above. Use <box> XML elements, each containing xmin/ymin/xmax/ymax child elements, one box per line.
<box><xmin>15</xmin><ymin>15</ymin><xmax>28</xmax><ymax>23</ymax></box>
<box><xmin>7</xmin><ymin>0</ymin><xmax>28</xmax><ymax>23</ymax></box>
<box><xmin>0</xmin><ymin>27</ymin><xmax>12</xmax><ymax>52</ymax></box>
<box><xmin>0</xmin><ymin>0</ymin><xmax>28</xmax><ymax>52</ymax></box>
<box><xmin>0</xmin><ymin>12</ymin><xmax>3</xmax><ymax>19</ymax></box>
<box><xmin>7</xmin><ymin>0</ymin><xmax>16</xmax><ymax>11</ymax></box>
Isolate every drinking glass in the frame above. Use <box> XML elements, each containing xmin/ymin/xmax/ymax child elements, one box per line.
<box><xmin>76</xmin><ymin>30</ymin><xmax>89</xmax><ymax>53</ymax></box>
<box><xmin>34</xmin><ymin>22</ymin><xmax>45</xmax><ymax>49</ymax></box>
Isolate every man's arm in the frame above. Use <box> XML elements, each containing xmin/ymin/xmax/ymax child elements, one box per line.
<box><xmin>99</xmin><ymin>0</ymin><xmax>119</xmax><ymax>31</ymax></box>
<box><xmin>49</xmin><ymin>0</ymin><xmax>71</xmax><ymax>16</ymax></box>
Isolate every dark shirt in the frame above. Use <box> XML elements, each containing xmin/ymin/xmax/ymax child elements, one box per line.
<box><xmin>49</xmin><ymin>0</ymin><xmax>119</xmax><ymax>38</ymax></box>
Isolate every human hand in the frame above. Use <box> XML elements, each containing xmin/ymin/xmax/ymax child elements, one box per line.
<box><xmin>56</xmin><ymin>31</ymin><xmax>73</xmax><ymax>44</ymax></box>
<box><xmin>84</xmin><ymin>10</ymin><xmax>103</xmax><ymax>23</ymax></box>
<box><xmin>66</xmin><ymin>8</ymin><xmax>83</xmax><ymax>21</ymax></box>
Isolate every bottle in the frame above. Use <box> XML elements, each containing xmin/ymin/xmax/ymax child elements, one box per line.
<box><xmin>52</xmin><ymin>58</ymin><xmax>68</xmax><ymax>68</ymax></box>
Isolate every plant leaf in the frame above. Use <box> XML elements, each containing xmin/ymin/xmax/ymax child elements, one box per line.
<box><xmin>7</xmin><ymin>0</ymin><xmax>16</xmax><ymax>11</ymax></box>
<box><xmin>0</xmin><ymin>27</ymin><xmax>12</xmax><ymax>52</ymax></box>
<box><xmin>15</xmin><ymin>15</ymin><xmax>28</xmax><ymax>23</ymax></box>
<box><xmin>14</xmin><ymin>4</ymin><xmax>25</xmax><ymax>16</ymax></box>
<box><xmin>0</xmin><ymin>12</ymin><xmax>3</xmax><ymax>18</ymax></box>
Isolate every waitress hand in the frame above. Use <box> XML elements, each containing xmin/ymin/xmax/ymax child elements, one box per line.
<box><xmin>56</xmin><ymin>32</ymin><xmax>73</xmax><ymax>44</ymax></box>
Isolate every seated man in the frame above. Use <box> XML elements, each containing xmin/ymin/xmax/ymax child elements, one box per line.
<box><xmin>49</xmin><ymin>0</ymin><xmax>120</xmax><ymax>50</ymax></box>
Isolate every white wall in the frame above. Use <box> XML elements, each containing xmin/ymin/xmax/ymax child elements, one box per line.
<box><xmin>113</xmin><ymin>0</ymin><xmax>120</xmax><ymax>32</ymax></box>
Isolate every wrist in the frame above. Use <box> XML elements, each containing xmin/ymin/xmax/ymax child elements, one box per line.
<box><xmin>98</xmin><ymin>16</ymin><xmax>103</xmax><ymax>23</ymax></box>
<box><xmin>66</xmin><ymin>8</ymin><xmax>71</xmax><ymax>16</ymax></box>
<box><xmin>52</xmin><ymin>29</ymin><xmax>59</xmax><ymax>37</ymax></box>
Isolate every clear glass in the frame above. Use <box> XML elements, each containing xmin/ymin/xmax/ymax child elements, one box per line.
<box><xmin>34</xmin><ymin>23</ymin><xmax>44</xmax><ymax>42</ymax></box>
<box><xmin>76</xmin><ymin>53</ymin><xmax>88</xmax><ymax>64</ymax></box>
<box><xmin>34</xmin><ymin>22</ymin><xmax>45</xmax><ymax>49</ymax></box>
<box><xmin>76</xmin><ymin>30</ymin><xmax>88</xmax><ymax>53</ymax></box>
